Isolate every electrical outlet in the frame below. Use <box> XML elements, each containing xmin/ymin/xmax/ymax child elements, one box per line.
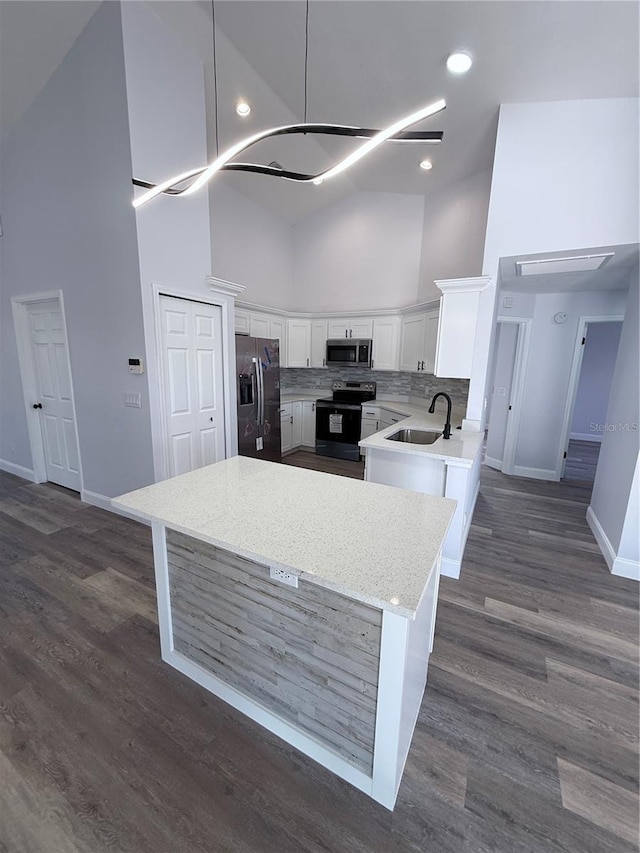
<box><xmin>270</xmin><ymin>566</ymin><xmax>299</xmax><ymax>588</ymax></box>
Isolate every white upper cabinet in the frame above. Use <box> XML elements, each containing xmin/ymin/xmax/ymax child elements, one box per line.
<box><xmin>434</xmin><ymin>276</ymin><xmax>490</xmax><ymax>379</ymax></box>
<box><xmin>423</xmin><ymin>312</ymin><xmax>439</xmax><ymax>374</ymax></box>
<box><xmin>249</xmin><ymin>314</ymin><xmax>269</xmax><ymax>338</ymax></box>
<box><xmin>287</xmin><ymin>319</ymin><xmax>312</xmax><ymax>368</ymax></box>
<box><xmin>235</xmin><ymin>308</ymin><xmax>251</xmax><ymax>335</ymax></box>
<box><xmin>399</xmin><ymin>309</ymin><xmax>439</xmax><ymax>373</ymax></box>
<box><xmin>327</xmin><ymin>317</ymin><xmax>374</xmax><ymax>340</ymax></box>
<box><xmin>310</xmin><ymin>321</ymin><xmax>328</xmax><ymax>368</ymax></box>
<box><xmin>371</xmin><ymin>317</ymin><xmax>400</xmax><ymax>371</ymax></box>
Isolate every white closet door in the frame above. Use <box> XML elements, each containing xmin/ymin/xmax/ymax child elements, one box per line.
<box><xmin>159</xmin><ymin>296</ymin><xmax>226</xmax><ymax>477</ymax></box>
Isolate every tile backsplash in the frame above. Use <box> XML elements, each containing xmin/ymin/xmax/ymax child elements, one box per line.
<box><xmin>281</xmin><ymin>368</ymin><xmax>469</xmax><ymax>408</ymax></box>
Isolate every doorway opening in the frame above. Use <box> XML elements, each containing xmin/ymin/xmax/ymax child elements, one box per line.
<box><xmin>560</xmin><ymin>318</ymin><xmax>623</xmax><ymax>483</ymax></box>
<box><xmin>485</xmin><ymin>317</ymin><xmax>531</xmax><ymax>475</ymax></box>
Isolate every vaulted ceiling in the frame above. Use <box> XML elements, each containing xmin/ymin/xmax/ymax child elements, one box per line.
<box><xmin>1</xmin><ymin>1</ymin><xmax>638</xmax><ymax>224</ymax></box>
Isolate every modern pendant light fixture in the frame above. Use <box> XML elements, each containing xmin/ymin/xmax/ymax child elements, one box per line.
<box><xmin>132</xmin><ymin>1</ymin><xmax>445</xmax><ymax>207</ymax></box>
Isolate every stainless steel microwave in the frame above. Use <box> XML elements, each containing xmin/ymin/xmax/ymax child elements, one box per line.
<box><xmin>326</xmin><ymin>339</ymin><xmax>373</xmax><ymax>368</ymax></box>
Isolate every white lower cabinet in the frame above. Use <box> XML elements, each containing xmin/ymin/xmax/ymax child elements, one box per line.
<box><xmin>292</xmin><ymin>401</ymin><xmax>303</xmax><ymax>448</ymax></box>
<box><xmin>379</xmin><ymin>410</ymin><xmax>402</xmax><ymax>431</ymax></box>
<box><xmin>302</xmin><ymin>401</ymin><xmax>316</xmax><ymax>447</ymax></box>
<box><xmin>281</xmin><ymin>400</ymin><xmax>307</xmax><ymax>453</ymax></box>
<box><xmin>280</xmin><ymin>403</ymin><xmax>294</xmax><ymax>454</ymax></box>
<box><xmin>360</xmin><ymin>405</ymin><xmax>381</xmax><ymax>440</ymax></box>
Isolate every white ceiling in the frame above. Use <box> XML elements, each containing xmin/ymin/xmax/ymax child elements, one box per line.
<box><xmin>499</xmin><ymin>243</ymin><xmax>639</xmax><ymax>294</ymax></box>
<box><xmin>1</xmin><ymin>1</ymin><xmax>638</xmax><ymax>224</ymax></box>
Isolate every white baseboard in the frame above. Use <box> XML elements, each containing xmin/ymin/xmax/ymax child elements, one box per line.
<box><xmin>440</xmin><ymin>557</ymin><xmax>461</xmax><ymax>580</ymax></box>
<box><xmin>586</xmin><ymin>505</ymin><xmax>615</xmax><ymax>570</ymax></box>
<box><xmin>0</xmin><ymin>458</ymin><xmax>36</xmax><ymax>482</ymax></box>
<box><xmin>81</xmin><ymin>488</ymin><xmax>150</xmax><ymax>525</ymax></box>
<box><xmin>513</xmin><ymin>465</ymin><xmax>558</xmax><ymax>481</ymax></box>
<box><xmin>586</xmin><ymin>505</ymin><xmax>639</xmax><ymax>581</ymax></box>
<box><xmin>612</xmin><ymin>556</ymin><xmax>640</xmax><ymax>581</ymax></box>
<box><xmin>570</xmin><ymin>432</ymin><xmax>602</xmax><ymax>443</ymax></box>
<box><xmin>484</xmin><ymin>455</ymin><xmax>503</xmax><ymax>470</ymax></box>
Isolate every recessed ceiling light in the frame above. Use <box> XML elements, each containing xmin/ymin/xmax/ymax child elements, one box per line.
<box><xmin>446</xmin><ymin>51</ymin><xmax>473</xmax><ymax>74</ymax></box>
<box><xmin>235</xmin><ymin>101</ymin><xmax>251</xmax><ymax>117</ymax></box>
<box><xmin>419</xmin><ymin>159</ymin><xmax>433</xmax><ymax>171</ymax></box>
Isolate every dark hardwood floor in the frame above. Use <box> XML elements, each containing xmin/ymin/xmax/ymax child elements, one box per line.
<box><xmin>0</xmin><ymin>463</ymin><xmax>637</xmax><ymax>852</ymax></box>
<box><xmin>281</xmin><ymin>449</ymin><xmax>365</xmax><ymax>479</ymax></box>
<box><xmin>563</xmin><ymin>439</ymin><xmax>601</xmax><ymax>483</ymax></box>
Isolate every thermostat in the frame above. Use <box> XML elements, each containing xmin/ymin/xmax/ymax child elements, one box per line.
<box><xmin>553</xmin><ymin>312</ymin><xmax>568</xmax><ymax>325</ymax></box>
<box><xmin>128</xmin><ymin>357</ymin><xmax>144</xmax><ymax>374</ymax></box>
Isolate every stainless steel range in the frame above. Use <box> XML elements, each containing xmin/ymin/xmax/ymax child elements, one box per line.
<box><xmin>315</xmin><ymin>380</ymin><xmax>376</xmax><ymax>461</ymax></box>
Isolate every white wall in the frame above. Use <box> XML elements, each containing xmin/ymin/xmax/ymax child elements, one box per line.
<box><xmin>589</xmin><ymin>271</ymin><xmax>639</xmax><ymax>576</ymax></box>
<box><xmin>210</xmin><ymin>181</ymin><xmax>294</xmax><ymax>310</ymax></box>
<box><xmin>122</xmin><ymin>2</ymin><xmax>234</xmax><ymax>485</ymax></box>
<box><xmin>293</xmin><ymin>191</ymin><xmax>424</xmax><ymax>312</ymax></box>
<box><xmin>0</xmin><ymin>1</ymin><xmax>155</xmax><ymax>497</ymax></box>
<box><xmin>513</xmin><ymin>289</ymin><xmax>627</xmax><ymax>476</ymax></box>
<box><xmin>418</xmin><ymin>169</ymin><xmax>492</xmax><ymax>304</ymax></box>
<box><xmin>570</xmin><ymin>321</ymin><xmax>622</xmax><ymax>440</ymax></box>
<box><xmin>471</xmin><ymin>98</ymin><xmax>640</xmax><ymax>428</ymax></box>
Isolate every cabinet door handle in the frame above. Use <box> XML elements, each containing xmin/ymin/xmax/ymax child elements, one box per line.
<box><xmin>417</xmin><ymin>361</ymin><xmax>420</xmax><ymax>371</ymax></box>
<box><xmin>323</xmin><ymin>357</ymin><xmax>326</xmax><ymax>367</ymax></box>
<box><xmin>345</xmin><ymin>329</ymin><xmax>348</xmax><ymax>338</ymax></box>
<box><xmin>312</xmin><ymin>403</ymin><xmax>315</xmax><ymax>411</ymax></box>
<box><xmin>290</xmin><ymin>416</ymin><xmax>293</xmax><ymax>424</ymax></box>
<box><xmin>306</xmin><ymin>358</ymin><xmax>309</xmax><ymax>367</ymax></box>
<box><xmin>350</xmin><ymin>329</ymin><xmax>353</xmax><ymax>338</ymax></box>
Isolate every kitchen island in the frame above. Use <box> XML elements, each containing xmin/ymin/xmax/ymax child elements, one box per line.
<box><xmin>112</xmin><ymin>456</ymin><xmax>455</xmax><ymax>809</ymax></box>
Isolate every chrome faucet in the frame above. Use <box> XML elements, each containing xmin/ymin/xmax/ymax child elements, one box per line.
<box><xmin>428</xmin><ymin>392</ymin><xmax>452</xmax><ymax>439</ymax></box>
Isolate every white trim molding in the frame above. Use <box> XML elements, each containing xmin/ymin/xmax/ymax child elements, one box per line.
<box><xmin>513</xmin><ymin>465</ymin><xmax>558</xmax><ymax>481</ymax></box>
<box><xmin>586</xmin><ymin>505</ymin><xmax>639</xmax><ymax>581</ymax></box>
<box><xmin>0</xmin><ymin>458</ymin><xmax>36</xmax><ymax>482</ymax></box>
<box><xmin>570</xmin><ymin>432</ymin><xmax>603</xmax><ymax>443</ymax></box>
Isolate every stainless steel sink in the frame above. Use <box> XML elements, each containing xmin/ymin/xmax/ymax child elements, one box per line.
<box><xmin>386</xmin><ymin>428</ymin><xmax>442</xmax><ymax>445</ymax></box>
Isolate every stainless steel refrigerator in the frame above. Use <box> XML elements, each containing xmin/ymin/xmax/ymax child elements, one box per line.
<box><xmin>235</xmin><ymin>334</ymin><xmax>281</xmax><ymax>462</ymax></box>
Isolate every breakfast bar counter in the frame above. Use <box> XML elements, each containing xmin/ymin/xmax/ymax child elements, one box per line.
<box><xmin>112</xmin><ymin>456</ymin><xmax>455</xmax><ymax>809</ymax></box>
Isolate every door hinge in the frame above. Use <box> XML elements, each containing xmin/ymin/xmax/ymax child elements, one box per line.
<box><xmin>508</xmin><ymin>405</ymin><xmax>512</xmax><ymax>410</ymax></box>
<box><xmin>563</xmin><ymin>451</ymin><xmax>567</xmax><ymax>458</ymax></box>
<box><xmin>581</xmin><ymin>337</ymin><xmax>586</xmax><ymax>345</ymax></box>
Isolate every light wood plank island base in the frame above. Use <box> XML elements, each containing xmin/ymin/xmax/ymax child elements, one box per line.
<box><xmin>113</xmin><ymin>457</ymin><xmax>455</xmax><ymax>809</ymax></box>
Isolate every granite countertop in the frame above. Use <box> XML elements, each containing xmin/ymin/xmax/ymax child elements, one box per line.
<box><xmin>112</xmin><ymin>456</ymin><xmax>456</xmax><ymax>619</ymax></box>
<box><xmin>280</xmin><ymin>393</ymin><xmax>327</xmax><ymax>404</ymax></box>
<box><xmin>359</xmin><ymin>411</ymin><xmax>483</xmax><ymax>467</ymax></box>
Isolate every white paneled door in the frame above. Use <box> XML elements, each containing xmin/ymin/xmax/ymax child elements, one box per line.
<box><xmin>27</xmin><ymin>300</ymin><xmax>82</xmax><ymax>491</ymax></box>
<box><xmin>159</xmin><ymin>296</ymin><xmax>226</xmax><ymax>477</ymax></box>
